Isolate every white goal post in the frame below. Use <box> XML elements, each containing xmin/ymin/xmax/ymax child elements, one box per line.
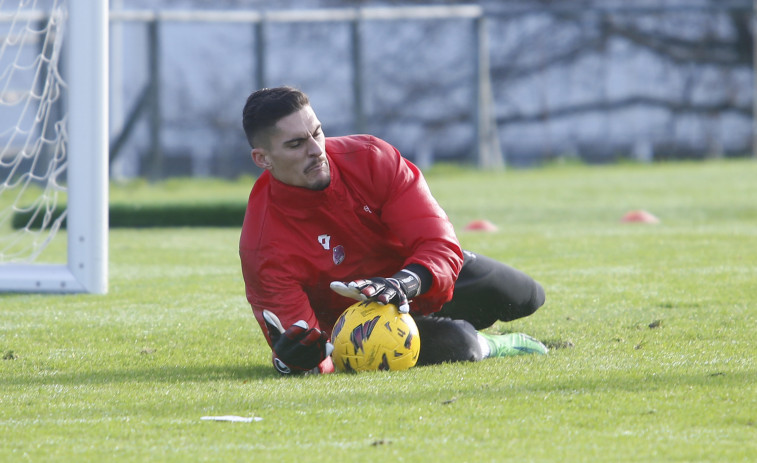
<box><xmin>0</xmin><ymin>1</ymin><xmax>108</xmax><ymax>293</ymax></box>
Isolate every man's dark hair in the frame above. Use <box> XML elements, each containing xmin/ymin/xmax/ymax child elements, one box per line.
<box><xmin>242</xmin><ymin>86</ymin><xmax>310</xmax><ymax>148</ymax></box>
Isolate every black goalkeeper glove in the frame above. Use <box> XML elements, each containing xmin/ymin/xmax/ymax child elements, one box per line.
<box><xmin>262</xmin><ymin>310</ymin><xmax>334</xmax><ymax>375</ymax></box>
<box><xmin>330</xmin><ymin>268</ymin><xmax>422</xmax><ymax>314</ymax></box>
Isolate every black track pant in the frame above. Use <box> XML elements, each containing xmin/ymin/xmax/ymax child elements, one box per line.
<box><xmin>413</xmin><ymin>250</ymin><xmax>545</xmax><ymax>366</ymax></box>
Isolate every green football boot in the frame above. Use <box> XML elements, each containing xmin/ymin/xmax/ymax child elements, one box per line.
<box><xmin>479</xmin><ymin>332</ymin><xmax>548</xmax><ymax>357</ymax></box>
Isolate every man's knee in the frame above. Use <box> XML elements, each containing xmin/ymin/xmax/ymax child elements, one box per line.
<box><xmin>434</xmin><ymin>251</ymin><xmax>547</xmax><ymax>328</ymax></box>
<box><xmin>497</xmin><ymin>279</ymin><xmax>545</xmax><ymax>323</ymax></box>
<box><xmin>528</xmin><ymin>281</ymin><xmax>546</xmax><ymax>314</ymax></box>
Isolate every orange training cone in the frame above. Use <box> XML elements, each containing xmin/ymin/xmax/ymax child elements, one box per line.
<box><xmin>621</xmin><ymin>210</ymin><xmax>660</xmax><ymax>224</ymax></box>
<box><xmin>464</xmin><ymin>219</ymin><xmax>498</xmax><ymax>232</ymax></box>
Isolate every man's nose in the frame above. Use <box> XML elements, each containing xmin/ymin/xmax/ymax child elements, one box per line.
<box><xmin>307</xmin><ymin>136</ymin><xmax>322</xmax><ymax>156</ymax></box>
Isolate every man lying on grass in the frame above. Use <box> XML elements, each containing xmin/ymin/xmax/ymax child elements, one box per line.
<box><xmin>239</xmin><ymin>86</ymin><xmax>548</xmax><ymax>374</ymax></box>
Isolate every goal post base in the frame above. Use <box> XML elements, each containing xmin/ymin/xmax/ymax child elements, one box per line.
<box><xmin>0</xmin><ymin>264</ymin><xmax>103</xmax><ymax>293</ymax></box>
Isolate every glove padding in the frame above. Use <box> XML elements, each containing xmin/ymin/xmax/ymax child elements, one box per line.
<box><xmin>262</xmin><ymin>310</ymin><xmax>334</xmax><ymax>375</ymax></box>
<box><xmin>330</xmin><ymin>269</ymin><xmax>421</xmax><ymax>314</ymax></box>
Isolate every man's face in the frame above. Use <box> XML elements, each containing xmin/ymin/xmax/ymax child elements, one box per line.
<box><xmin>252</xmin><ymin>105</ymin><xmax>330</xmax><ymax>190</ymax></box>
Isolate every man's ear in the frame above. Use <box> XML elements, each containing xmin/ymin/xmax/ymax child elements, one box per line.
<box><xmin>252</xmin><ymin>148</ymin><xmax>271</xmax><ymax>170</ymax></box>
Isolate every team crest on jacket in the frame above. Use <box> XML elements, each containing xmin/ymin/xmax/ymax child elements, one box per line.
<box><xmin>333</xmin><ymin>245</ymin><xmax>345</xmax><ymax>265</ymax></box>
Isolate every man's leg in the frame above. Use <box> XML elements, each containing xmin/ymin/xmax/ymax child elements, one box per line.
<box><xmin>412</xmin><ymin>315</ymin><xmax>483</xmax><ymax>365</ymax></box>
<box><xmin>411</xmin><ymin>251</ymin><xmax>547</xmax><ymax>366</ymax></box>
<box><xmin>436</xmin><ymin>250</ymin><xmax>546</xmax><ymax>330</ymax></box>
<box><xmin>412</xmin><ymin>313</ymin><xmax>548</xmax><ymax>366</ymax></box>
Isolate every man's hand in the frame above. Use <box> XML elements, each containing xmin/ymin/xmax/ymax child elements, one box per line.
<box><xmin>262</xmin><ymin>310</ymin><xmax>334</xmax><ymax>375</ymax></box>
<box><xmin>330</xmin><ymin>269</ymin><xmax>422</xmax><ymax>314</ymax></box>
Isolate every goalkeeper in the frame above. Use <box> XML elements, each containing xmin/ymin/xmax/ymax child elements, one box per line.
<box><xmin>240</xmin><ymin>86</ymin><xmax>548</xmax><ymax>375</ymax></box>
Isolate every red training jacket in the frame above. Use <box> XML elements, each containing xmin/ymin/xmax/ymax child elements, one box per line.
<box><xmin>239</xmin><ymin>135</ymin><xmax>463</xmax><ymax>357</ymax></box>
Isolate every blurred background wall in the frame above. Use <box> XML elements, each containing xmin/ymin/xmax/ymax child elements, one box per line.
<box><xmin>56</xmin><ymin>1</ymin><xmax>757</xmax><ymax>177</ymax></box>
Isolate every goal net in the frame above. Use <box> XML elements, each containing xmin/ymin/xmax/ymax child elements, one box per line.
<box><xmin>0</xmin><ymin>0</ymin><xmax>107</xmax><ymax>293</ymax></box>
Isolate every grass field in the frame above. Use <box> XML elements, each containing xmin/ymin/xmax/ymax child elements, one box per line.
<box><xmin>1</xmin><ymin>160</ymin><xmax>756</xmax><ymax>462</ymax></box>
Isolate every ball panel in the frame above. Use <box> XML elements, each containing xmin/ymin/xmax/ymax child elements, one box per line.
<box><xmin>331</xmin><ymin>301</ymin><xmax>420</xmax><ymax>372</ymax></box>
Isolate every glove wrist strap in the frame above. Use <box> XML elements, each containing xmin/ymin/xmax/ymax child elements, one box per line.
<box><xmin>394</xmin><ymin>268</ymin><xmax>422</xmax><ymax>299</ymax></box>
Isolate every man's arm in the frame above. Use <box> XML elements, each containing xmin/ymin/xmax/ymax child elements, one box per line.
<box><xmin>242</xmin><ymin>249</ymin><xmax>333</xmax><ymax>374</ymax></box>
<box><xmin>328</xmin><ymin>137</ymin><xmax>462</xmax><ymax>314</ymax></box>
<box><xmin>343</xmin><ymin>138</ymin><xmax>463</xmax><ymax>312</ymax></box>
<box><xmin>381</xmin><ymin>156</ymin><xmax>463</xmax><ymax>304</ymax></box>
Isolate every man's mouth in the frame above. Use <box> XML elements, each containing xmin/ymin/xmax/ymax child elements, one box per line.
<box><xmin>305</xmin><ymin>160</ymin><xmax>324</xmax><ymax>174</ymax></box>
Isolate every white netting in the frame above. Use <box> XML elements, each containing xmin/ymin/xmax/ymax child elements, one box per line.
<box><xmin>0</xmin><ymin>0</ymin><xmax>67</xmax><ymax>263</ymax></box>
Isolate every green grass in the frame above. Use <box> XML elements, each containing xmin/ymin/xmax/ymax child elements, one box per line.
<box><xmin>1</xmin><ymin>160</ymin><xmax>756</xmax><ymax>462</ymax></box>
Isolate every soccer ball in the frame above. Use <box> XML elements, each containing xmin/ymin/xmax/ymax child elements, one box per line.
<box><xmin>331</xmin><ymin>301</ymin><xmax>420</xmax><ymax>372</ymax></box>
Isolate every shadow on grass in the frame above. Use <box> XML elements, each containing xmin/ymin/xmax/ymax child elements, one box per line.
<box><xmin>5</xmin><ymin>361</ymin><xmax>752</xmax><ymax>392</ymax></box>
<box><xmin>1</xmin><ymin>363</ymin><xmax>278</xmax><ymax>387</ymax></box>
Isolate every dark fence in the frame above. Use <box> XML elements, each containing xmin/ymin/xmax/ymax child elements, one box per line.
<box><xmin>106</xmin><ymin>3</ymin><xmax>755</xmax><ymax>179</ymax></box>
